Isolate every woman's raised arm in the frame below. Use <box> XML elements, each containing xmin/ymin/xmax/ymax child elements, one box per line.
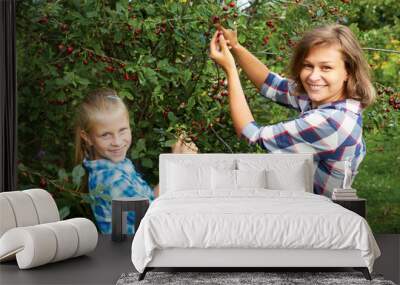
<box><xmin>217</xmin><ymin>25</ymin><xmax>269</xmax><ymax>91</ymax></box>
<box><xmin>209</xmin><ymin>31</ymin><xmax>255</xmax><ymax>137</ymax></box>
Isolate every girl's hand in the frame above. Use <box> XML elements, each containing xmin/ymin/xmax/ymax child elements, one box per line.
<box><xmin>209</xmin><ymin>31</ymin><xmax>236</xmax><ymax>72</ymax></box>
<box><xmin>215</xmin><ymin>24</ymin><xmax>239</xmax><ymax>50</ymax></box>
<box><xmin>171</xmin><ymin>134</ymin><xmax>199</xmax><ymax>154</ymax></box>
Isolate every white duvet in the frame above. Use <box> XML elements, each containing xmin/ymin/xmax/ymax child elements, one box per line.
<box><xmin>131</xmin><ymin>190</ymin><xmax>380</xmax><ymax>273</ymax></box>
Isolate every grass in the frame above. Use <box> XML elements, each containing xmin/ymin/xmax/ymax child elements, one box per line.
<box><xmin>352</xmin><ymin>130</ymin><xmax>400</xmax><ymax>233</ymax></box>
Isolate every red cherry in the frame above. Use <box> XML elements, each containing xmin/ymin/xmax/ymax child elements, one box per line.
<box><xmin>120</xmin><ymin>63</ymin><xmax>126</xmax><ymax>68</ymax></box>
<box><xmin>211</xmin><ymin>15</ymin><xmax>220</xmax><ymax>24</ymax></box>
<box><xmin>263</xmin><ymin>36</ymin><xmax>269</xmax><ymax>45</ymax></box>
<box><xmin>341</xmin><ymin>0</ymin><xmax>350</xmax><ymax>3</ymax></box>
<box><xmin>130</xmin><ymin>74</ymin><xmax>138</xmax><ymax>81</ymax></box>
<box><xmin>124</xmin><ymin>73</ymin><xmax>130</xmax><ymax>80</ymax></box>
<box><xmin>223</xmin><ymin>6</ymin><xmax>228</xmax><ymax>11</ymax></box>
<box><xmin>288</xmin><ymin>39</ymin><xmax>296</xmax><ymax>47</ymax></box>
<box><xmin>266</xmin><ymin>20</ymin><xmax>274</xmax><ymax>28</ymax></box>
<box><xmin>60</xmin><ymin>23</ymin><xmax>69</xmax><ymax>32</ymax></box>
<box><xmin>38</xmin><ymin>16</ymin><xmax>49</xmax><ymax>25</ymax></box>
<box><xmin>39</xmin><ymin>177</ymin><xmax>47</xmax><ymax>188</ymax></box>
<box><xmin>83</xmin><ymin>59</ymin><xmax>88</xmax><ymax>65</ymax></box>
<box><xmin>229</xmin><ymin>2</ymin><xmax>235</xmax><ymax>7</ymax></box>
<box><xmin>105</xmin><ymin>65</ymin><xmax>114</xmax><ymax>72</ymax></box>
<box><xmin>66</xmin><ymin>46</ymin><xmax>74</xmax><ymax>54</ymax></box>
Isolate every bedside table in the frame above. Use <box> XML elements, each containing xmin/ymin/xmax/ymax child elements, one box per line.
<box><xmin>112</xmin><ymin>197</ymin><xmax>149</xmax><ymax>242</ymax></box>
<box><xmin>332</xmin><ymin>198</ymin><xmax>366</xmax><ymax>218</ymax></box>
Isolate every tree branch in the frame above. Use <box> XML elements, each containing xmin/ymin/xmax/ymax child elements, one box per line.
<box><xmin>210</xmin><ymin>126</ymin><xmax>233</xmax><ymax>153</ymax></box>
<box><xmin>362</xmin><ymin>47</ymin><xmax>400</xmax><ymax>54</ymax></box>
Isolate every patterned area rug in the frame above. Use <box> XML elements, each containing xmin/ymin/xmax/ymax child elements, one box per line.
<box><xmin>116</xmin><ymin>271</ymin><xmax>396</xmax><ymax>285</ymax></box>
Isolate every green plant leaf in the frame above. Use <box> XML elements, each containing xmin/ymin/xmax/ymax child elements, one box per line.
<box><xmin>141</xmin><ymin>157</ymin><xmax>153</xmax><ymax>168</ymax></box>
<box><xmin>72</xmin><ymin>165</ymin><xmax>85</xmax><ymax>188</ymax></box>
<box><xmin>59</xmin><ymin>206</ymin><xmax>71</xmax><ymax>220</ymax></box>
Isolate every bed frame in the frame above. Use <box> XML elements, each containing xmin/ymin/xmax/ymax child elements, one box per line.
<box><xmin>138</xmin><ymin>154</ymin><xmax>372</xmax><ymax>281</ymax></box>
<box><xmin>140</xmin><ymin>248</ymin><xmax>371</xmax><ymax>280</ymax></box>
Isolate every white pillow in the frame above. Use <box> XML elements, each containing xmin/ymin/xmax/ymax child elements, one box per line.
<box><xmin>236</xmin><ymin>169</ymin><xmax>267</xmax><ymax>189</ymax></box>
<box><xmin>212</xmin><ymin>168</ymin><xmax>237</xmax><ymax>190</ymax></box>
<box><xmin>237</xmin><ymin>159</ymin><xmax>310</xmax><ymax>192</ymax></box>
<box><xmin>167</xmin><ymin>163</ymin><xmax>211</xmax><ymax>191</ymax></box>
<box><xmin>266</xmin><ymin>167</ymin><xmax>307</xmax><ymax>191</ymax></box>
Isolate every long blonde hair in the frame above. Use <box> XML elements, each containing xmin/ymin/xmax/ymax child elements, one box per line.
<box><xmin>289</xmin><ymin>24</ymin><xmax>375</xmax><ymax>108</ymax></box>
<box><xmin>74</xmin><ymin>88</ymin><xmax>129</xmax><ymax>164</ymax></box>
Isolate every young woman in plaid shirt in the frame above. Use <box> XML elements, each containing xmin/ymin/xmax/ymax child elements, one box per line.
<box><xmin>210</xmin><ymin>24</ymin><xmax>375</xmax><ymax>197</ymax></box>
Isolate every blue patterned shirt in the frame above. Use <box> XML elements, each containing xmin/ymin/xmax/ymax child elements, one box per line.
<box><xmin>83</xmin><ymin>158</ymin><xmax>155</xmax><ymax>234</ymax></box>
<box><xmin>241</xmin><ymin>72</ymin><xmax>366</xmax><ymax>197</ymax></box>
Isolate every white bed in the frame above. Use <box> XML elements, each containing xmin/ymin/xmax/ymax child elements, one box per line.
<box><xmin>131</xmin><ymin>154</ymin><xmax>380</xmax><ymax>280</ymax></box>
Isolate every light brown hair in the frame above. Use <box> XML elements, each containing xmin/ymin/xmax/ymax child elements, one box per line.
<box><xmin>289</xmin><ymin>24</ymin><xmax>375</xmax><ymax>108</ymax></box>
<box><xmin>74</xmin><ymin>88</ymin><xmax>129</xmax><ymax>164</ymax></box>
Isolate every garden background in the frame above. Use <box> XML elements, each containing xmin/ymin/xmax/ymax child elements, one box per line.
<box><xmin>16</xmin><ymin>0</ymin><xmax>399</xmax><ymax>233</ymax></box>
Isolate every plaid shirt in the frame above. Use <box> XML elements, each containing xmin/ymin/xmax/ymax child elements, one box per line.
<box><xmin>83</xmin><ymin>158</ymin><xmax>154</xmax><ymax>234</ymax></box>
<box><xmin>241</xmin><ymin>72</ymin><xmax>366</xmax><ymax>197</ymax></box>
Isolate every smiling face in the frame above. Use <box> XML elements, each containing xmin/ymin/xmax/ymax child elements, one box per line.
<box><xmin>300</xmin><ymin>44</ymin><xmax>349</xmax><ymax>107</ymax></box>
<box><xmin>81</xmin><ymin>108</ymin><xmax>132</xmax><ymax>163</ymax></box>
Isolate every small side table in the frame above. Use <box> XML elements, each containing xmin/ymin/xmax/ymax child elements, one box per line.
<box><xmin>112</xmin><ymin>197</ymin><xmax>149</xmax><ymax>242</ymax></box>
<box><xmin>332</xmin><ymin>198</ymin><xmax>366</xmax><ymax>218</ymax></box>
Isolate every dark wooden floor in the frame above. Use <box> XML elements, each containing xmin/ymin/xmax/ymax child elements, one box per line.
<box><xmin>0</xmin><ymin>234</ymin><xmax>398</xmax><ymax>285</ymax></box>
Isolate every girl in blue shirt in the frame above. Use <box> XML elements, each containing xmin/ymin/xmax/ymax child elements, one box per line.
<box><xmin>75</xmin><ymin>89</ymin><xmax>197</xmax><ymax>234</ymax></box>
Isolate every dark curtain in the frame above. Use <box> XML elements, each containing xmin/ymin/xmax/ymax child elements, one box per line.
<box><xmin>0</xmin><ymin>0</ymin><xmax>17</xmax><ymax>192</ymax></box>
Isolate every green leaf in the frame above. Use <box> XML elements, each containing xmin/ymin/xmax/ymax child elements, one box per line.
<box><xmin>181</xmin><ymin>70</ymin><xmax>192</xmax><ymax>84</ymax></box>
<box><xmin>187</xmin><ymin>96</ymin><xmax>196</xmax><ymax>111</ymax></box>
<box><xmin>316</xmin><ymin>9</ymin><xmax>325</xmax><ymax>17</ymax></box>
<box><xmin>119</xmin><ymin>90</ymin><xmax>134</xmax><ymax>100</ymax></box>
<box><xmin>135</xmin><ymin>138</ymin><xmax>146</xmax><ymax>153</ymax></box>
<box><xmin>18</xmin><ymin>163</ymin><xmax>28</xmax><ymax>172</ymax></box>
<box><xmin>168</xmin><ymin>111</ymin><xmax>177</xmax><ymax>122</ymax></box>
<box><xmin>72</xmin><ymin>165</ymin><xmax>85</xmax><ymax>188</ymax></box>
<box><xmin>238</xmin><ymin>33</ymin><xmax>246</xmax><ymax>43</ymax></box>
<box><xmin>141</xmin><ymin>157</ymin><xmax>153</xmax><ymax>168</ymax></box>
<box><xmin>145</xmin><ymin>5</ymin><xmax>156</xmax><ymax>16</ymax></box>
<box><xmin>81</xmin><ymin>193</ymin><xmax>95</xmax><ymax>204</ymax></box>
<box><xmin>76</xmin><ymin>77</ymin><xmax>90</xmax><ymax>86</ymax></box>
<box><xmin>58</xmin><ymin>168</ymin><xmax>68</xmax><ymax>181</ymax></box>
<box><xmin>164</xmin><ymin>139</ymin><xmax>177</xmax><ymax>147</ymax></box>
<box><xmin>138</xmin><ymin>121</ymin><xmax>150</xmax><ymax>128</ymax></box>
<box><xmin>142</xmin><ymin>67</ymin><xmax>158</xmax><ymax>85</ymax></box>
<box><xmin>59</xmin><ymin>206</ymin><xmax>70</xmax><ymax>220</ymax></box>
